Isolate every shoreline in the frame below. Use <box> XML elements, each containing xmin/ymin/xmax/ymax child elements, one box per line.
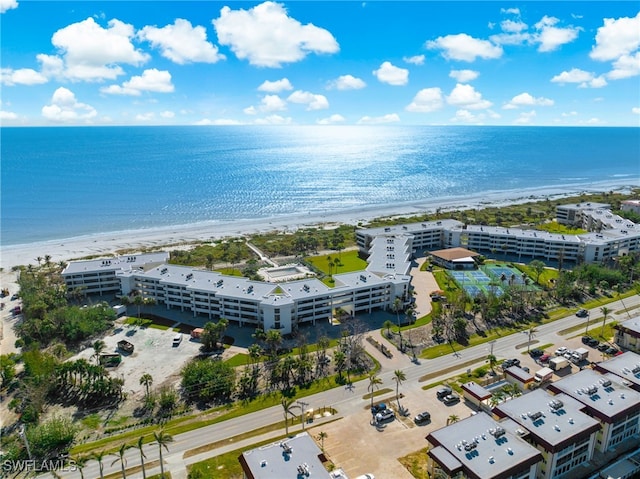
<box><xmin>1</xmin><ymin>181</ymin><xmax>637</xmax><ymax>271</ymax></box>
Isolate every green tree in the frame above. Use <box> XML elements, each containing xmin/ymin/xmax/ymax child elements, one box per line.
<box><xmin>529</xmin><ymin>260</ymin><xmax>546</xmax><ymax>284</ymax></box>
<box><xmin>25</xmin><ymin>416</ymin><xmax>77</xmax><ymax>461</ymax></box>
<box><xmin>392</xmin><ymin>297</ymin><xmax>403</xmax><ymax>349</ymax></box>
<box><xmin>317</xmin><ymin>431</ymin><xmax>327</xmax><ymax>452</ymax></box>
<box><xmin>447</xmin><ymin>414</ymin><xmax>459</xmax><ymax>425</ymax></box>
<box><xmin>181</xmin><ymin>358</ymin><xmax>236</xmax><ymax>403</ymax></box>
<box><xmin>382</xmin><ymin>320</ymin><xmax>394</xmax><ymax>339</ymax></box>
<box><xmin>600</xmin><ymin>306</ymin><xmax>611</xmax><ymax>338</ymax></box>
<box><xmin>0</xmin><ymin>353</ymin><xmax>17</xmax><ymax>388</ymax></box>
<box><xmin>153</xmin><ymin>429</ymin><xmax>173</xmax><ymax>479</ymax></box>
<box><xmin>136</xmin><ymin>437</ymin><xmax>148</xmax><ymax>479</ymax></box>
<box><xmin>140</xmin><ymin>373</ymin><xmax>153</xmax><ymax>399</ymax></box>
<box><xmin>367</xmin><ymin>373</ymin><xmax>383</xmax><ymax>409</ymax></box>
<box><xmin>72</xmin><ymin>454</ymin><xmax>88</xmax><ymax>479</ymax></box>
<box><xmin>91</xmin><ymin>450</ymin><xmax>107</xmax><ymax>479</ymax></box>
<box><xmin>393</xmin><ymin>369</ymin><xmax>406</xmax><ymax>409</ymax></box>
<box><xmin>92</xmin><ymin>340</ymin><xmax>106</xmax><ymax>365</ymax></box>
<box><xmin>486</xmin><ymin>354</ymin><xmax>498</xmax><ymax>374</ymax></box>
<box><xmin>111</xmin><ymin>443</ymin><xmax>130</xmax><ymax>479</ymax></box>
<box><xmin>526</xmin><ymin>327</ymin><xmax>537</xmax><ymax>353</ymax></box>
<box><xmin>281</xmin><ymin>396</ymin><xmax>296</xmax><ymax>436</ymax></box>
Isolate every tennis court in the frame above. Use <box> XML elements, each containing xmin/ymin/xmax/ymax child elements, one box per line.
<box><xmin>447</xmin><ymin>263</ymin><xmax>535</xmax><ymax>298</ymax></box>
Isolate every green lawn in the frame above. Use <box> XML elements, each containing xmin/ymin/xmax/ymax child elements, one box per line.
<box><xmin>305</xmin><ymin>250</ymin><xmax>367</xmax><ymax>275</ymax></box>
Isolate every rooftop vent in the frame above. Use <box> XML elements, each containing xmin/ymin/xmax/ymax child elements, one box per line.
<box><xmin>528</xmin><ymin>411</ymin><xmax>543</xmax><ymax>420</ymax></box>
<box><xmin>359</xmin><ymin>274</ymin><xmax>367</xmax><ymax>282</ymax></box>
<box><xmin>186</xmin><ymin>273</ymin><xmax>193</xmax><ymax>281</ymax></box>
<box><xmin>549</xmin><ymin>399</ymin><xmax>563</xmax><ymax>410</ymax></box>
<box><xmin>554</xmin><ymin>424</ymin><xmax>561</xmax><ymax>431</ymax></box>
<box><xmin>488</xmin><ymin>456</ymin><xmax>495</xmax><ymax>464</ymax></box>
<box><xmin>160</xmin><ymin>267</ymin><xmax>168</xmax><ymax>274</ymax></box>
<box><xmin>586</xmin><ymin>385</ymin><xmax>598</xmax><ymax>395</ymax></box>
<box><xmin>600</xmin><ymin>379</ymin><xmax>612</xmax><ymax>388</ymax></box>
<box><xmin>506</xmin><ymin>448</ymin><xmax>513</xmax><ymax>455</ymax></box>
<box><xmin>632</xmin><ymin>365</ymin><xmax>640</xmax><ymax>374</ymax></box>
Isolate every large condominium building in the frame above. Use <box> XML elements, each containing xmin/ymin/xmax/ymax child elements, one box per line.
<box><xmin>356</xmin><ymin>203</ymin><xmax>640</xmax><ymax>264</ymax></box>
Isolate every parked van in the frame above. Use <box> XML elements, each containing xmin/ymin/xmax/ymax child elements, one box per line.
<box><xmin>172</xmin><ymin>333</ymin><xmax>183</xmax><ymax>346</ymax></box>
<box><xmin>534</xmin><ymin>367</ymin><xmax>554</xmax><ymax>383</ymax></box>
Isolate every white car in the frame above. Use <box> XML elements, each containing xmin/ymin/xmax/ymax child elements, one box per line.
<box><xmin>172</xmin><ymin>333</ymin><xmax>183</xmax><ymax>346</ymax></box>
<box><xmin>355</xmin><ymin>475</ymin><xmax>375</xmax><ymax>479</ymax></box>
<box><xmin>555</xmin><ymin>347</ymin><xmax>568</xmax><ymax>356</ymax></box>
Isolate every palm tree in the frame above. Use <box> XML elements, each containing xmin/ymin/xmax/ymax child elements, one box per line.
<box><xmin>92</xmin><ymin>450</ymin><xmax>107</xmax><ymax>479</ymax></box>
<box><xmin>600</xmin><ymin>306</ymin><xmax>611</xmax><ymax>338</ymax></box>
<box><xmin>393</xmin><ymin>369</ymin><xmax>406</xmax><ymax>409</ymax></box>
<box><xmin>136</xmin><ymin>436</ymin><xmax>148</xmax><ymax>479</ymax></box>
<box><xmin>392</xmin><ymin>297</ymin><xmax>403</xmax><ymax>349</ymax></box>
<box><xmin>446</xmin><ymin>414</ymin><xmax>459</xmax><ymax>425</ymax></box>
<box><xmin>281</xmin><ymin>397</ymin><xmax>296</xmax><ymax>436</ymax></box>
<box><xmin>92</xmin><ymin>340</ymin><xmax>106</xmax><ymax>365</ymax></box>
<box><xmin>72</xmin><ymin>454</ymin><xmax>88</xmax><ymax>479</ymax></box>
<box><xmin>382</xmin><ymin>320</ymin><xmax>394</xmax><ymax>339</ymax></box>
<box><xmin>367</xmin><ymin>373</ymin><xmax>383</xmax><ymax>409</ymax></box>
<box><xmin>526</xmin><ymin>327</ymin><xmax>537</xmax><ymax>353</ymax></box>
<box><xmin>140</xmin><ymin>373</ymin><xmax>153</xmax><ymax>399</ymax></box>
<box><xmin>153</xmin><ymin>429</ymin><xmax>173</xmax><ymax>479</ymax></box>
<box><xmin>486</xmin><ymin>354</ymin><xmax>498</xmax><ymax>374</ymax></box>
<box><xmin>317</xmin><ymin>431</ymin><xmax>327</xmax><ymax>452</ymax></box>
<box><xmin>111</xmin><ymin>443</ymin><xmax>130</xmax><ymax>479</ymax></box>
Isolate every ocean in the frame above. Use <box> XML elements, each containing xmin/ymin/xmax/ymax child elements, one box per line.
<box><xmin>1</xmin><ymin>125</ymin><xmax>639</xmax><ymax>246</ymax></box>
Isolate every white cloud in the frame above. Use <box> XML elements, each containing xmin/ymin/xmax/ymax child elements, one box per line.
<box><xmin>632</xmin><ymin>107</ymin><xmax>640</xmax><ymax>114</ymax></box>
<box><xmin>101</xmin><ymin>69</ymin><xmax>174</xmax><ymax>96</ymax></box>
<box><xmin>504</xmin><ymin>92</ymin><xmax>554</xmax><ymax>109</ymax></box>
<box><xmin>255</xmin><ymin>94</ymin><xmax>287</xmax><ymax>113</ymax></box>
<box><xmin>194</xmin><ymin>118</ymin><xmax>243</xmax><ymax>125</ymax></box>
<box><xmin>403</xmin><ymin>55</ymin><xmax>425</xmax><ymax>65</ymax></box>
<box><xmin>533</xmin><ymin>16</ymin><xmax>580</xmax><ymax>52</ymax></box>
<box><xmin>514</xmin><ymin>110</ymin><xmax>536</xmax><ymax>125</ymax></box>
<box><xmin>213</xmin><ymin>1</ymin><xmax>339</xmax><ymax>67</ymax></box>
<box><xmin>135</xmin><ymin>112</ymin><xmax>155</xmax><ymax>122</ymax></box>
<box><xmin>446</xmin><ymin>84</ymin><xmax>492</xmax><ymax>110</ymax></box>
<box><xmin>287</xmin><ymin>90</ymin><xmax>329</xmax><ymax>110</ymax></box>
<box><xmin>243</xmin><ymin>105</ymin><xmax>258</xmax><ymax>115</ymax></box>
<box><xmin>0</xmin><ymin>0</ymin><xmax>18</xmax><ymax>14</ymax></box>
<box><xmin>41</xmin><ymin>87</ymin><xmax>97</xmax><ymax>122</ymax></box>
<box><xmin>426</xmin><ymin>33</ymin><xmax>503</xmax><ymax>62</ymax></box>
<box><xmin>317</xmin><ymin>114</ymin><xmax>346</xmax><ymax>125</ymax></box>
<box><xmin>550</xmin><ymin>68</ymin><xmax>608</xmax><ymax>88</ymax></box>
<box><xmin>449</xmin><ymin>69</ymin><xmax>479</xmax><ymax>82</ymax></box>
<box><xmin>0</xmin><ymin>110</ymin><xmax>18</xmax><ymax>120</ymax></box>
<box><xmin>607</xmin><ymin>52</ymin><xmax>640</xmax><ymax>80</ymax></box>
<box><xmin>160</xmin><ymin>111</ymin><xmax>175</xmax><ymax>119</ymax></box>
<box><xmin>254</xmin><ymin>114</ymin><xmax>293</xmax><ymax>125</ymax></box>
<box><xmin>138</xmin><ymin>18</ymin><xmax>225</xmax><ymax>64</ymax></box>
<box><xmin>405</xmin><ymin>88</ymin><xmax>443</xmax><ymax>113</ymax></box>
<box><xmin>372</xmin><ymin>61</ymin><xmax>409</xmax><ymax>86</ymax></box>
<box><xmin>258</xmin><ymin>78</ymin><xmax>293</xmax><ymax>92</ymax></box>
<box><xmin>49</xmin><ymin>17</ymin><xmax>149</xmax><ymax>81</ymax></box>
<box><xmin>590</xmin><ymin>12</ymin><xmax>640</xmax><ymax>62</ymax></box>
<box><xmin>328</xmin><ymin>74</ymin><xmax>366</xmax><ymax>90</ymax></box>
<box><xmin>561</xmin><ymin>111</ymin><xmax>578</xmax><ymax>117</ymax></box>
<box><xmin>357</xmin><ymin>113</ymin><xmax>400</xmax><ymax>124</ymax></box>
<box><xmin>1</xmin><ymin>68</ymin><xmax>48</xmax><ymax>86</ymax></box>
<box><xmin>501</xmin><ymin>19</ymin><xmax>528</xmax><ymax>33</ymax></box>
<box><xmin>450</xmin><ymin>109</ymin><xmax>484</xmax><ymax>123</ymax></box>
<box><xmin>37</xmin><ymin>54</ymin><xmax>64</xmax><ymax>78</ymax></box>
<box><xmin>501</xmin><ymin>8</ymin><xmax>520</xmax><ymax>15</ymax></box>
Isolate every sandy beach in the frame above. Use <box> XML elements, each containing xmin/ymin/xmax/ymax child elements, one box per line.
<box><xmin>1</xmin><ymin>181</ymin><xmax>637</xmax><ymax>272</ymax></box>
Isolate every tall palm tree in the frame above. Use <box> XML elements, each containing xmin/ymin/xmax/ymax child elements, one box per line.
<box><xmin>92</xmin><ymin>340</ymin><xmax>106</xmax><ymax>365</ymax></box>
<box><xmin>317</xmin><ymin>431</ymin><xmax>327</xmax><ymax>452</ymax></box>
<box><xmin>367</xmin><ymin>373</ymin><xmax>383</xmax><ymax>409</ymax></box>
<box><xmin>140</xmin><ymin>373</ymin><xmax>153</xmax><ymax>399</ymax></box>
<box><xmin>526</xmin><ymin>327</ymin><xmax>537</xmax><ymax>353</ymax></box>
<box><xmin>392</xmin><ymin>297</ymin><xmax>403</xmax><ymax>349</ymax></box>
<box><xmin>382</xmin><ymin>320</ymin><xmax>394</xmax><ymax>339</ymax></box>
<box><xmin>136</xmin><ymin>436</ymin><xmax>148</xmax><ymax>479</ymax></box>
<box><xmin>91</xmin><ymin>450</ymin><xmax>107</xmax><ymax>479</ymax></box>
<box><xmin>281</xmin><ymin>397</ymin><xmax>296</xmax><ymax>436</ymax></box>
<box><xmin>600</xmin><ymin>306</ymin><xmax>611</xmax><ymax>338</ymax></box>
<box><xmin>486</xmin><ymin>354</ymin><xmax>498</xmax><ymax>374</ymax></box>
<box><xmin>72</xmin><ymin>454</ymin><xmax>88</xmax><ymax>479</ymax></box>
<box><xmin>393</xmin><ymin>369</ymin><xmax>406</xmax><ymax>409</ymax></box>
<box><xmin>153</xmin><ymin>429</ymin><xmax>173</xmax><ymax>479</ymax></box>
<box><xmin>111</xmin><ymin>443</ymin><xmax>130</xmax><ymax>479</ymax></box>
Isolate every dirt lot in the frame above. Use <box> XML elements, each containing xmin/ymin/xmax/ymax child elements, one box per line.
<box><xmin>71</xmin><ymin>319</ymin><xmax>203</xmax><ymax>398</ymax></box>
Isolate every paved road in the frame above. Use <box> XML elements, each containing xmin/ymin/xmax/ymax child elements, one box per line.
<box><xmin>44</xmin><ymin>294</ymin><xmax>639</xmax><ymax>479</ymax></box>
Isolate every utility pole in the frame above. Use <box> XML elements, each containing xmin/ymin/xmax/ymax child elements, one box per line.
<box><xmin>297</xmin><ymin>400</ymin><xmax>309</xmax><ymax>431</ymax></box>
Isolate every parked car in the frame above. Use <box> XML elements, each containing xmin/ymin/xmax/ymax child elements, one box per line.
<box><xmin>597</xmin><ymin>343</ymin><xmax>610</xmax><ymax>352</ymax></box>
<box><xmin>563</xmin><ymin>351</ymin><xmax>574</xmax><ymax>360</ymax></box>
<box><xmin>605</xmin><ymin>347</ymin><xmax>619</xmax><ymax>355</ymax></box>
<box><xmin>414</xmin><ymin>411</ymin><xmax>431</xmax><ymax>425</ymax></box>
<box><xmin>355</xmin><ymin>474</ymin><xmax>375</xmax><ymax>479</ymax></box>
<box><xmin>172</xmin><ymin>333</ymin><xmax>183</xmax><ymax>346</ymax></box>
<box><xmin>539</xmin><ymin>353</ymin><xmax>551</xmax><ymax>363</ymax></box>
<box><xmin>576</xmin><ymin>309</ymin><xmax>589</xmax><ymax>317</ymax></box>
<box><xmin>530</xmin><ymin>348</ymin><xmax>544</xmax><ymax>358</ymax></box>
<box><xmin>10</xmin><ymin>293</ymin><xmax>19</xmax><ymax>301</ymax></box>
<box><xmin>371</xmin><ymin>403</ymin><xmax>387</xmax><ymax>414</ymax></box>
<box><xmin>555</xmin><ymin>346</ymin><xmax>568</xmax><ymax>356</ymax></box>
<box><xmin>436</xmin><ymin>386</ymin><xmax>453</xmax><ymax>399</ymax></box>
<box><xmin>582</xmin><ymin>336</ymin><xmax>594</xmax><ymax>345</ymax></box>
<box><xmin>375</xmin><ymin>409</ymin><xmax>395</xmax><ymax>422</ymax></box>
<box><xmin>587</xmin><ymin>338</ymin><xmax>599</xmax><ymax>347</ymax></box>
<box><xmin>443</xmin><ymin>394</ymin><xmax>460</xmax><ymax>405</ymax></box>
<box><xmin>502</xmin><ymin>358</ymin><xmax>521</xmax><ymax>369</ymax></box>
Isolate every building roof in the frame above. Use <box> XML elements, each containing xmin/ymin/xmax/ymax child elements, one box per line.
<box><xmin>238</xmin><ymin>432</ymin><xmax>329</xmax><ymax>479</ymax></box>
<box><xmin>62</xmin><ymin>252</ymin><xmax>169</xmax><ymax>275</ymax></box>
<box><xmin>427</xmin><ymin>412</ymin><xmax>542</xmax><ymax>479</ymax></box>
<box><xmin>493</xmin><ymin>389</ymin><xmax>600</xmax><ymax>453</ymax></box>
<box><xmin>615</xmin><ymin>315</ymin><xmax>640</xmax><ymax>339</ymax></box>
<box><xmin>430</xmin><ymin>247</ymin><xmax>480</xmax><ymax>262</ymax></box>
<box><xmin>504</xmin><ymin>366</ymin><xmax>534</xmax><ymax>383</ymax></box>
<box><xmin>356</xmin><ymin>219</ymin><xmax>463</xmax><ymax>237</ymax></box>
<box><xmin>462</xmin><ymin>382</ymin><xmax>492</xmax><ymax>401</ymax></box>
<box><xmin>593</xmin><ymin>351</ymin><xmax>640</xmax><ymax>391</ymax></box>
<box><xmin>547</xmin><ymin>369</ymin><xmax>640</xmax><ymax>423</ymax></box>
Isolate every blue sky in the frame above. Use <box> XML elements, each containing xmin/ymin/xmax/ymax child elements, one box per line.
<box><xmin>1</xmin><ymin>1</ymin><xmax>639</xmax><ymax>126</ymax></box>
